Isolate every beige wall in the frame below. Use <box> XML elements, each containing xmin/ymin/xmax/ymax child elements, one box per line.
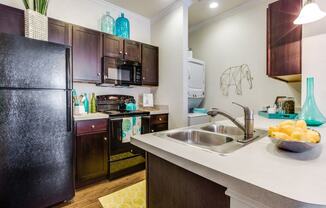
<box><xmin>151</xmin><ymin>1</ymin><xmax>188</xmax><ymax>128</ymax></box>
<box><xmin>189</xmin><ymin>0</ymin><xmax>301</xmax><ymax>117</ymax></box>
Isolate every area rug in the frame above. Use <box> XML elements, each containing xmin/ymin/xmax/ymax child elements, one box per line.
<box><xmin>99</xmin><ymin>180</ymin><xmax>146</xmax><ymax>208</ymax></box>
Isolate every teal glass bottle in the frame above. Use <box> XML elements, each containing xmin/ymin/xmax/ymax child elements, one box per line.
<box><xmin>101</xmin><ymin>11</ymin><xmax>115</xmax><ymax>35</ymax></box>
<box><xmin>83</xmin><ymin>93</ymin><xmax>89</xmax><ymax>113</ymax></box>
<box><xmin>299</xmin><ymin>77</ymin><xmax>326</xmax><ymax>126</ymax></box>
<box><xmin>115</xmin><ymin>13</ymin><xmax>130</xmax><ymax>39</ymax></box>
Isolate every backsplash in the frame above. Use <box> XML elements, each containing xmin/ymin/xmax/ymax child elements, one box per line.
<box><xmin>73</xmin><ymin>83</ymin><xmax>157</xmax><ymax>106</ymax></box>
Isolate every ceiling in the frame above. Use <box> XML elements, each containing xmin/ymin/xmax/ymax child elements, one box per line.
<box><xmin>189</xmin><ymin>0</ymin><xmax>252</xmax><ymax>27</ymax></box>
<box><xmin>104</xmin><ymin>0</ymin><xmax>177</xmax><ymax>18</ymax></box>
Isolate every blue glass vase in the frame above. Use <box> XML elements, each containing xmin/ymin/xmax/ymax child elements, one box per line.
<box><xmin>115</xmin><ymin>13</ymin><xmax>130</xmax><ymax>39</ymax></box>
<box><xmin>299</xmin><ymin>77</ymin><xmax>326</xmax><ymax>126</ymax></box>
<box><xmin>101</xmin><ymin>11</ymin><xmax>115</xmax><ymax>35</ymax></box>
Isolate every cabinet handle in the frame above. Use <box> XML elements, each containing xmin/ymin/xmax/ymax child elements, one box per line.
<box><xmin>119</xmin><ymin>51</ymin><xmax>123</xmax><ymax>54</ymax></box>
<box><xmin>125</xmin><ymin>52</ymin><xmax>128</xmax><ymax>55</ymax></box>
<box><xmin>104</xmin><ymin>137</ymin><xmax>108</xmax><ymax>141</ymax></box>
<box><xmin>159</xmin><ymin>118</ymin><xmax>162</xmax><ymax>121</ymax></box>
<box><xmin>151</xmin><ymin>130</ymin><xmax>155</xmax><ymax>133</ymax></box>
<box><xmin>91</xmin><ymin>125</ymin><xmax>95</xmax><ymax>129</ymax></box>
<box><xmin>97</xmin><ymin>73</ymin><xmax>101</xmax><ymax>76</ymax></box>
<box><xmin>143</xmin><ymin>77</ymin><xmax>146</xmax><ymax>80</ymax></box>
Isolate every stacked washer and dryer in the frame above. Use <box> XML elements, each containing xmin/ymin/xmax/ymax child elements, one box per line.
<box><xmin>187</xmin><ymin>57</ymin><xmax>210</xmax><ymax>126</ymax></box>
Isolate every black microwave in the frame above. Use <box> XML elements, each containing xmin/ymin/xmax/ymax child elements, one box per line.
<box><xmin>102</xmin><ymin>57</ymin><xmax>142</xmax><ymax>86</ymax></box>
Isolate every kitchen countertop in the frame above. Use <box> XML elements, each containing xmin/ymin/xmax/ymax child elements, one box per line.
<box><xmin>131</xmin><ymin>116</ymin><xmax>326</xmax><ymax>207</ymax></box>
<box><xmin>74</xmin><ymin>113</ymin><xmax>109</xmax><ymax>121</ymax></box>
<box><xmin>138</xmin><ymin>105</ymin><xmax>169</xmax><ymax>115</ymax></box>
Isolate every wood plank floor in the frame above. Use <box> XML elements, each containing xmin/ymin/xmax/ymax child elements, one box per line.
<box><xmin>54</xmin><ymin>171</ymin><xmax>145</xmax><ymax>208</ymax></box>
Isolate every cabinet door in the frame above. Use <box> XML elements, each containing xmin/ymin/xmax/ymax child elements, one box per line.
<box><xmin>48</xmin><ymin>18</ymin><xmax>72</xmax><ymax>45</ymax></box>
<box><xmin>0</xmin><ymin>4</ymin><xmax>24</xmax><ymax>36</ymax></box>
<box><xmin>267</xmin><ymin>0</ymin><xmax>302</xmax><ymax>81</ymax></box>
<box><xmin>72</xmin><ymin>26</ymin><xmax>102</xmax><ymax>83</ymax></box>
<box><xmin>124</xmin><ymin>40</ymin><xmax>141</xmax><ymax>62</ymax></box>
<box><xmin>103</xmin><ymin>34</ymin><xmax>124</xmax><ymax>59</ymax></box>
<box><xmin>142</xmin><ymin>44</ymin><xmax>159</xmax><ymax>86</ymax></box>
<box><xmin>76</xmin><ymin>132</ymin><xmax>108</xmax><ymax>186</ymax></box>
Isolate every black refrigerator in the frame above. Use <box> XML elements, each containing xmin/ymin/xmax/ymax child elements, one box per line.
<box><xmin>0</xmin><ymin>33</ymin><xmax>74</xmax><ymax>207</ymax></box>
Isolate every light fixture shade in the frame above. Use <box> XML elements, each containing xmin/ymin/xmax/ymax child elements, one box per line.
<box><xmin>294</xmin><ymin>2</ymin><xmax>326</xmax><ymax>25</ymax></box>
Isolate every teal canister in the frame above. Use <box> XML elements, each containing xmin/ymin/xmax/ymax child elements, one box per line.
<box><xmin>115</xmin><ymin>13</ymin><xmax>130</xmax><ymax>39</ymax></box>
<box><xmin>101</xmin><ymin>11</ymin><xmax>115</xmax><ymax>35</ymax></box>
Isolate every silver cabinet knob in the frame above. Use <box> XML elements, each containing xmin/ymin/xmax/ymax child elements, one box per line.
<box><xmin>104</xmin><ymin>137</ymin><xmax>108</xmax><ymax>141</ymax></box>
<box><xmin>91</xmin><ymin>125</ymin><xmax>95</xmax><ymax>129</ymax></box>
<box><xmin>119</xmin><ymin>51</ymin><xmax>123</xmax><ymax>54</ymax></box>
<box><xmin>125</xmin><ymin>52</ymin><xmax>128</xmax><ymax>55</ymax></box>
<box><xmin>151</xmin><ymin>130</ymin><xmax>155</xmax><ymax>133</ymax></box>
<box><xmin>159</xmin><ymin>117</ymin><xmax>162</xmax><ymax>121</ymax></box>
<box><xmin>97</xmin><ymin>73</ymin><xmax>101</xmax><ymax>76</ymax></box>
<box><xmin>143</xmin><ymin>77</ymin><xmax>146</xmax><ymax>80</ymax></box>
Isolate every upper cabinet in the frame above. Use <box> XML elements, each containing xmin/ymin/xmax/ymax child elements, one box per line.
<box><xmin>103</xmin><ymin>35</ymin><xmax>141</xmax><ymax>63</ymax></box>
<box><xmin>48</xmin><ymin>18</ymin><xmax>72</xmax><ymax>45</ymax></box>
<box><xmin>124</xmin><ymin>40</ymin><xmax>141</xmax><ymax>63</ymax></box>
<box><xmin>0</xmin><ymin>3</ymin><xmax>159</xmax><ymax>86</ymax></box>
<box><xmin>0</xmin><ymin>4</ymin><xmax>24</xmax><ymax>36</ymax></box>
<box><xmin>72</xmin><ymin>26</ymin><xmax>102</xmax><ymax>83</ymax></box>
<box><xmin>267</xmin><ymin>0</ymin><xmax>302</xmax><ymax>82</ymax></box>
<box><xmin>103</xmin><ymin>34</ymin><xmax>124</xmax><ymax>59</ymax></box>
<box><xmin>142</xmin><ymin>44</ymin><xmax>159</xmax><ymax>86</ymax></box>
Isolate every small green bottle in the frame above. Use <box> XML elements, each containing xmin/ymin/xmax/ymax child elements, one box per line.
<box><xmin>90</xmin><ymin>93</ymin><xmax>96</xmax><ymax>113</ymax></box>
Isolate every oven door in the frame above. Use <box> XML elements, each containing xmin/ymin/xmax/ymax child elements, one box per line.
<box><xmin>108</xmin><ymin>117</ymin><xmax>146</xmax><ymax>180</ymax></box>
<box><xmin>103</xmin><ymin>57</ymin><xmax>134</xmax><ymax>85</ymax></box>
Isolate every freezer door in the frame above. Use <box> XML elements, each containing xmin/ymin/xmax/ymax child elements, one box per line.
<box><xmin>0</xmin><ymin>33</ymin><xmax>71</xmax><ymax>89</ymax></box>
<box><xmin>0</xmin><ymin>89</ymin><xmax>74</xmax><ymax>208</ymax></box>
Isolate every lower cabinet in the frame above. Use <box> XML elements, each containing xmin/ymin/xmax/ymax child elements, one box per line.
<box><xmin>150</xmin><ymin>114</ymin><xmax>169</xmax><ymax>133</ymax></box>
<box><xmin>75</xmin><ymin>120</ymin><xmax>109</xmax><ymax>188</ymax></box>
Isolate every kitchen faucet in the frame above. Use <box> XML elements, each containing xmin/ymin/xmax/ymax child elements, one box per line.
<box><xmin>207</xmin><ymin>102</ymin><xmax>254</xmax><ymax>142</ymax></box>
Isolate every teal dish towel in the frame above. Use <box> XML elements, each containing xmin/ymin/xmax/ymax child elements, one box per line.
<box><xmin>122</xmin><ymin>117</ymin><xmax>133</xmax><ymax>143</ymax></box>
<box><xmin>132</xmin><ymin>117</ymin><xmax>142</xmax><ymax>135</ymax></box>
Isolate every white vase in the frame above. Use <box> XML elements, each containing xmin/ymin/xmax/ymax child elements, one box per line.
<box><xmin>24</xmin><ymin>9</ymin><xmax>48</xmax><ymax>41</ymax></box>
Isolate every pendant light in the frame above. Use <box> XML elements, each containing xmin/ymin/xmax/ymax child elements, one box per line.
<box><xmin>294</xmin><ymin>0</ymin><xmax>326</xmax><ymax>25</ymax></box>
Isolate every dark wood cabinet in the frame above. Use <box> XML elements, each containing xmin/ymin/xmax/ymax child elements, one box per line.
<box><xmin>147</xmin><ymin>153</ymin><xmax>230</xmax><ymax>208</ymax></box>
<box><xmin>150</xmin><ymin>114</ymin><xmax>168</xmax><ymax>133</ymax></box>
<box><xmin>267</xmin><ymin>0</ymin><xmax>302</xmax><ymax>82</ymax></box>
<box><xmin>0</xmin><ymin>4</ymin><xmax>24</xmax><ymax>36</ymax></box>
<box><xmin>72</xmin><ymin>26</ymin><xmax>102</xmax><ymax>83</ymax></box>
<box><xmin>142</xmin><ymin>44</ymin><xmax>159</xmax><ymax>86</ymax></box>
<box><xmin>76</xmin><ymin>119</ymin><xmax>109</xmax><ymax>187</ymax></box>
<box><xmin>48</xmin><ymin>18</ymin><xmax>72</xmax><ymax>45</ymax></box>
<box><xmin>103</xmin><ymin>34</ymin><xmax>124</xmax><ymax>59</ymax></box>
<box><xmin>124</xmin><ymin>40</ymin><xmax>141</xmax><ymax>62</ymax></box>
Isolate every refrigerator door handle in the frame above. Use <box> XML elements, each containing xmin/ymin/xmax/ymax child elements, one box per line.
<box><xmin>66</xmin><ymin>90</ymin><xmax>72</xmax><ymax>132</ymax></box>
<box><xmin>66</xmin><ymin>48</ymin><xmax>73</xmax><ymax>90</ymax></box>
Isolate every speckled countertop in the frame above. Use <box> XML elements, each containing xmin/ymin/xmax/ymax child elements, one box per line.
<box><xmin>73</xmin><ymin>113</ymin><xmax>109</xmax><ymax>121</ymax></box>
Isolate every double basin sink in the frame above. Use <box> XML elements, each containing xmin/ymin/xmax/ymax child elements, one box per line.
<box><xmin>155</xmin><ymin>123</ymin><xmax>267</xmax><ymax>154</ymax></box>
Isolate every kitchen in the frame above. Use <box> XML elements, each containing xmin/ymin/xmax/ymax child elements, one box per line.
<box><xmin>0</xmin><ymin>0</ymin><xmax>325</xmax><ymax>208</ymax></box>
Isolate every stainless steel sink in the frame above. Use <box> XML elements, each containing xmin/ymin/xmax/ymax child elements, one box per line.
<box><xmin>201</xmin><ymin>124</ymin><xmax>244</xmax><ymax>136</ymax></box>
<box><xmin>156</xmin><ymin>123</ymin><xmax>267</xmax><ymax>155</ymax></box>
<box><xmin>167</xmin><ymin>130</ymin><xmax>233</xmax><ymax>147</ymax></box>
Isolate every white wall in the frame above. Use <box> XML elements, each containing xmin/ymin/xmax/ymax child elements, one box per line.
<box><xmin>189</xmin><ymin>0</ymin><xmax>301</xmax><ymax>117</ymax></box>
<box><xmin>0</xmin><ymin>0</ymin><xmax>151</xmax><ymax>43</ymax></box>
<box><xmin>302</xmin><ymin>0</ymin><xmax>326</xmax><ymax>116</ymax></box>
<box><xmin>0</xmin><ymin>0</ymin><xmax>153</xmax><ymax>104</ymax></box>
<box><xmin>151</xmin><ymin>0</ymin><xmax>189</xmax><ymax>128</ymax></box>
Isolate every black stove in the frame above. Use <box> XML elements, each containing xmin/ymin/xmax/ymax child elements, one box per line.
<box><xmin>96</xmin><ymin>95</ymin><xmax>150</xmax><ymax>180</ymax></box>
<box><xmin>97</xmin><ymin>95</ymin><xmax>149</xmax><ymax>117</ymax></box>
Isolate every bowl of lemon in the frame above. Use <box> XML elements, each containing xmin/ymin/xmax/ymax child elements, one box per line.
<box><xmin>268</xmin><ymin>120</ymin><xmax>321</xmax><ymax>153</ymax></box>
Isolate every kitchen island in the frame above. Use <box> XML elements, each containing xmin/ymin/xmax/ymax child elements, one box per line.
<box><xmin>131</xmin><ymin>116</ymin><xmax>326</xmax><ymax>208</ymax></box>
